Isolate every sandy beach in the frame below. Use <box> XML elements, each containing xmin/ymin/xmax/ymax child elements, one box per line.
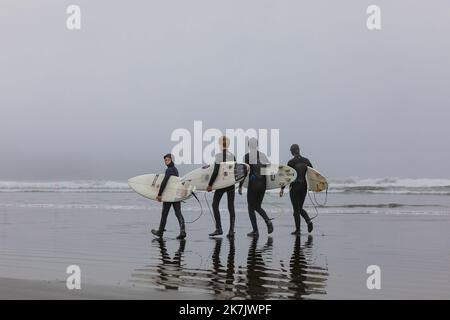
<box><xmin>1</xmin><ymin>191</ymin><xmax>449</xmax><ymax>299</ymax></box>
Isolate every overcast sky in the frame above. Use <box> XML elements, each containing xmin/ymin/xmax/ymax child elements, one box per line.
<box><xmin>1</xmin><ymin>0</ymin><xmax>449</xmax><ymax>181</ymax></box>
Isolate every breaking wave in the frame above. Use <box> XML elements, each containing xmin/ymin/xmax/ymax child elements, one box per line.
<box><xmin>328</xmin><ymin>178</ymin><xmax>450</xmax><ymax>195</ymax></box>
<box><xmin>0</xmin><ymin>180</ymin><xmax>130</xmax><ymax>193</ymax></box>
<box><xmin>1</xmin><ymin>178</ymin><xmax>450</xmax><ymax>195</ymax></box>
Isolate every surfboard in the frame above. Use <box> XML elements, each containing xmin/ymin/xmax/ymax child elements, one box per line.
<box><xmin>128</xmin><ymin>174</ymin><xmax>194</xmax><ymax>202</ymax></box>
<box><xmin>181</xmin><ymin>161</ymin><xmax>249</xmax><ymax>191</ymax></box>
<box><xmin>241</xmin><ymin>164</ymin><xmax>297</xmax><ymax>190</ymax></box>
<box><xmin>306</xmin><ymin>167</ymin><xmax>328</xmax><ymax>192</ymax></box>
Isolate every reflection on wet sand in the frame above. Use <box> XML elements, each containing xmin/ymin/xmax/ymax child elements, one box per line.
<box><xmin>130</xmin><ymin>236</ymin><xmax>328</xmax><ymax>299</ymax></box>
<box><xmin>238</xmin><ymin>237</ymin><xmax>274</xmax><ymax>299</ymax></box>
<box><xmin>210</xmin><ymin>238</ymin><xmax>236</xmax><ymax>298</ymax></box>
<box><xmin>288</xmin><ymin>236</ymin><xmax>328</xmax><ymax>298</ymax></box>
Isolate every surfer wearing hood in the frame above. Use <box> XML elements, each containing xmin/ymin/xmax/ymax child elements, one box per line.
<box><xmin>207</xmin><ymin>136</ymin><xmax>236</xmax><ymax>238</ymax></box>
<box><xmin>152</xmin><ymin>154</ymin><xmax>186</xmax><ymax>239</ymax></box>
<box><xmin>281</xmin><ymin>144</ymin><xmax>314</xmax><ymax>235</ymax></box>
<box><xmin>239</xmin><ymin>137</ymin><xmax>273</xmax><ymax>237</ymax></box>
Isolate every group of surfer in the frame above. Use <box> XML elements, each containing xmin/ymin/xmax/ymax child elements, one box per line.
<box><xmin>151</xmin><ymin>136</ymin><xmax>314</xmax><ymax>240</ymax></box>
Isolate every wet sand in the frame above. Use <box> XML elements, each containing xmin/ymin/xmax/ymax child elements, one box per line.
<box><xmin>0</xmin><ymin>192</ymin><xmax>449</xmax><ymax>299</ymax></box>
<box><xmin>0</xmin><ymin>277</ymin><xmax>208</xmax><ymax>300</ymax></box>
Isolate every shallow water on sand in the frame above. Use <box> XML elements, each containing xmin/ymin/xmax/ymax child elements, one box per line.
<box><xmin>0</xmin><ymin>192</ymin><xmax>449</xmax><ymax>299</ymax></box>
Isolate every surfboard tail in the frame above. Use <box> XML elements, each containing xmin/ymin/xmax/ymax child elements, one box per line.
<box><xmin>234</xmin><ymin>163</ymin><xmax>249</xmax><ymax>182</ymax></box>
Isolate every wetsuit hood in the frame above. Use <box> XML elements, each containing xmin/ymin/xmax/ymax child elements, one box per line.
<box><xmin>163</xmin><ymin>153</ymin><xmax>175</xmax><ymax>167</ymax></box>
<box><xmin>290</xmin><ymin>144</ymin><xmax>300</xmax><ymax>156</ymax></box>
<box><xmin>166</xmin><ymin>161</ymin><xmax>174</xmax><ymax>168</ymax></box>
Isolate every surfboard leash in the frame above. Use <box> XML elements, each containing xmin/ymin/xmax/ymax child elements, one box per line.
<box><xmin>203</xmin><ymin>192</ymin><xmax>217</xmax><ymax>226</ymax></box>
<box><xmin>307</xmin><ymin>191</ymin><xmax>320</xmax><ymax>220</ymax></box>
<box><xmin>313</xmin><ymin>186</ymin><xmax>328</xmax><ymax>207</ymax></box>
<box><xmin>262</xmin><ymin>191</ymin><xmax>289</xmax><ymax>220</ymax></box>
<box><xmin>307</xmin><ymin>186</ymin><xmax>328</xmax><ymax>220</ymax></box>
<box><xmin>184</xmin><ymin>192</ymin><xmax>204</xmax><ymax>224</ymax></box>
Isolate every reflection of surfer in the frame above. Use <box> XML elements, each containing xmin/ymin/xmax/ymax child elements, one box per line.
<box><xmin>225</xmin><ymin>238</ymin><xmax>236</xmax><ymax>288</ymax></box>
<box><xmin>152</xmin><ymin>154</ymin><xmax>186</xmax><ymax>239</ymax></box>
<box><xmin>245</xmin><ymin>237</ymin><xmax>273</xmax><ymax>299</ymax></box>
<box><xmin>153</xmin><ymin>238</ymin><xmax>186</xmax><ymax>290</ymax></box>
<box><xmin>280</xmin><ymin>144</ymin><xmax>314</xmax><ymax>235</ymax></box>
<box><xmin>289</xmin><ymin>235</ymin><xmax>328</xmax><ymax>298</ymax></box>
<box><xmin>210</xmin><ymin>238</ymin><xmax>236</xmax><ymax>297</ymax></box>
<box><xmin>211</xmin><ymin>238</ymin><xmax>223</xmax><ymax>293</ymax></box>
<box><xmin>288</xmin><ymin>235</ymin><xmax>311</xmax><ymax>298</ymax></box>
<box><xmin>239</xmin><ymin>138</ymin><xmax>273</xmax><ymax>237</ymax></box>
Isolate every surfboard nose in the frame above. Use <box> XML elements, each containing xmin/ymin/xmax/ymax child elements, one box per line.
<box><xmin>127</xmin><ymin>176</ymin><xmax>139</xmax><ymax>188</ymax></box>
<box><xmin>234</xmin><ymin>163</ymin><xmax>249</xmax><ymax>182</ymax></box>
<box><xmin>128</xmin><ymin>177</ymin><xmax>137</xmax><ymax>184</ymax></box>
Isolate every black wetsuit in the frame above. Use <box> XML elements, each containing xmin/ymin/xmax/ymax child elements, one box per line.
<box><xmin>239</xmin><ymin>151</ymin><xmax>271</xmax><ymax>232</ymax></box>
<box><xmin>209</xmin><ymin>150</ymin><xmax>236</xmax><ymax>233</ymax></box>
<box><xmin>285</xmin><ymin>155</ymin><xmax>313</xmax><ymax>231</ymax></box>
<box><xmin>157</xmin><ymin>162</ymin><xmax>185</xmax><ymax>232</ymax></box>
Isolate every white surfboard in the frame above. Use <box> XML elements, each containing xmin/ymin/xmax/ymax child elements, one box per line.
<box><xmin>306</xmin><ymin>167</ymin><xmax>328</xmax><ymax>192</ymax></box>
<box><xmin>241</xmin><ymin>164</ymin><xmax>298</xmax><ymax>190</ymax></box>
<box><xmin>181</xmin><ymin>161</ymin><xmax>249</xmax><ymax>191</ymax></box>
<box><xmin>128</xmin><ymin>174</ymin><xmax>194</xmax><ymax>202</ymax></box>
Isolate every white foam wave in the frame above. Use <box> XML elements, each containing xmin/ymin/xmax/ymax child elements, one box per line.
<box><xmin>0</xmin><ymin>180</ymin><xmax>130</xmax><ymax>193</ymax></box>
<box><xmin>1</xmin><ymin>178</ymin><xmax>450</xmax><ymax>195</ymax></box>
<box><xmin>328</xmin><ymin>177</ymin><xmax>450</xmax><ymax>194</ymax></box>
<box><xmin>330</xmin><ymin>177</ymin><xmax>450</xmax><ymax>188</ymax></box>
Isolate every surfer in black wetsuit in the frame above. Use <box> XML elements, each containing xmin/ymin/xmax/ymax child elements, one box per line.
<box><xmin>207</xmin><ymin>136</ymin><xmax>236</xmax><ymax>238</ymax></box>
<box><xmin>151</xmin><ymin>154</ymin><xmax>186</xmax><ymax>239</ymax></box>
<box><xmin>280</xmin><ymin>144</ymin><xmax>313</xmax><ymax>235</ymax></box>
<box><xmin>238</xmin><ymin>138</ymin><xmax>273</xmax><ymax>237</ymax></box>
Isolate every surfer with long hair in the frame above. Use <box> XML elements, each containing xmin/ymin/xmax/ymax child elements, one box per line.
<box><xmin>207</xmin><ymin>136</ymin><xmax>236</xmax><ymax>238</ymax></box>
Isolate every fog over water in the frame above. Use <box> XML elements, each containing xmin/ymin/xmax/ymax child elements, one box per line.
<box><xmin>1</xmin><ymin>1</ymin><xmax>449</xmax><ymax>181</ymax></box>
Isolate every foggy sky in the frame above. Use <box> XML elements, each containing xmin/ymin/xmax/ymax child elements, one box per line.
<box><xmin>1</xmin><ymin>0</ymin><xmax>449</xmax><ymax>181</ymax></box>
